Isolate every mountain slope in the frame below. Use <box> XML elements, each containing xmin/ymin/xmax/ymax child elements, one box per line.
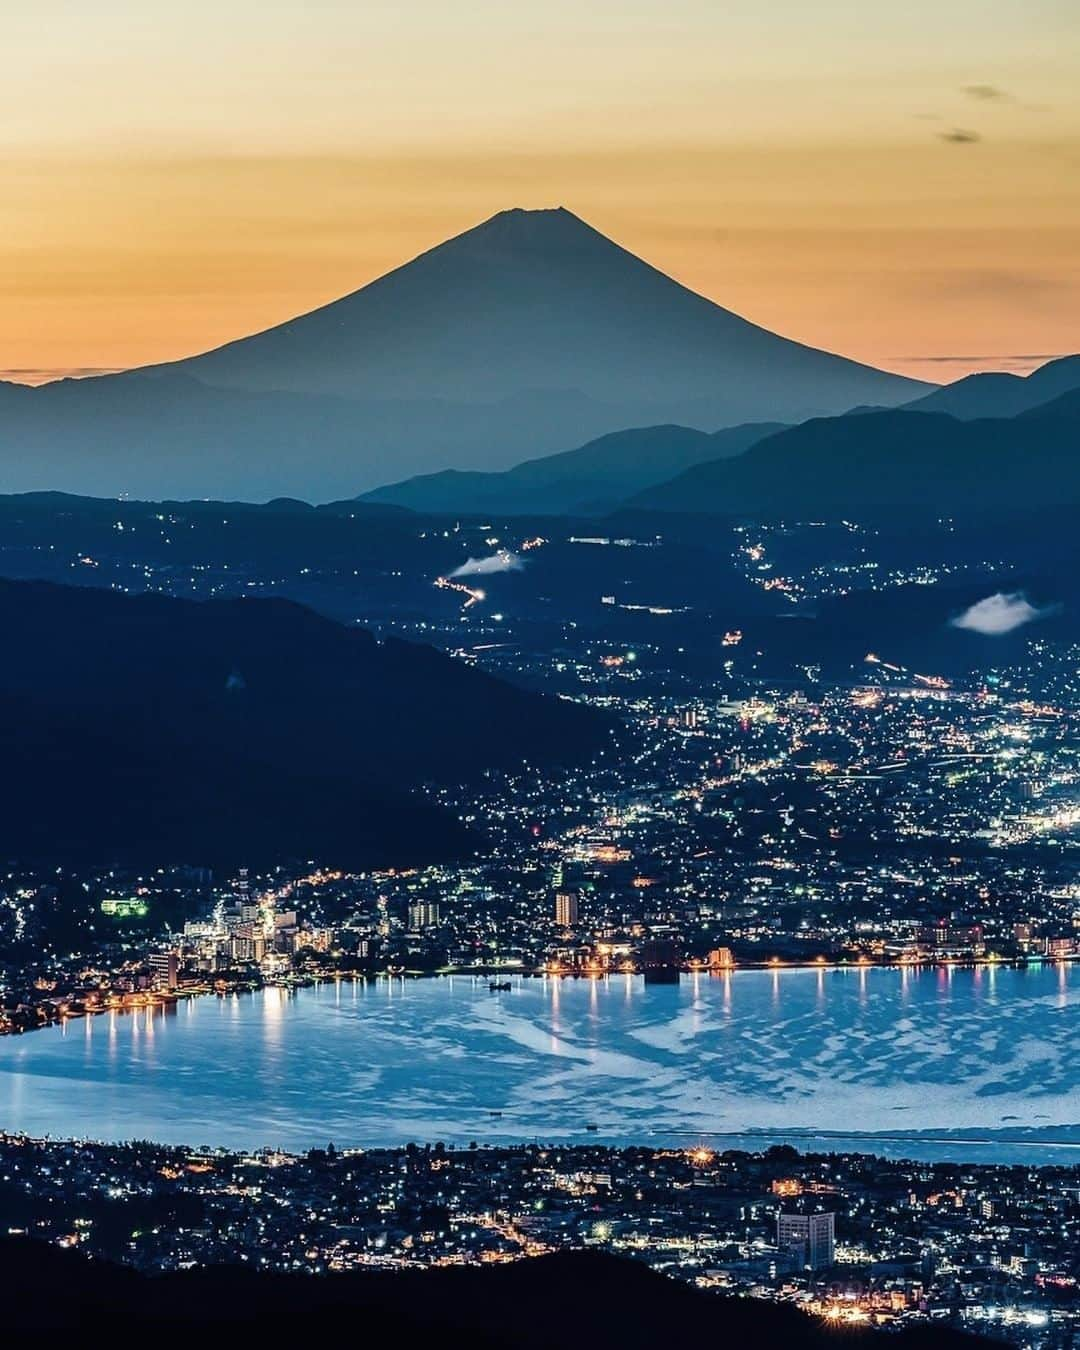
<box><xmin>0</xmin><ymin>208</ymin><xmax>929</xmax><ymax>499</ymax></box>
<box><xmin>0</xmin><ymin>373</ymin><xmax>621</xmax><ymax>502</ymax></box>
<box><xmin>631</xmin><ymin>405</ymin><xmax>1080</xmax><ymax>517</ymax></box>
<box><xmin>0</xmin><ymin>579</ymin><xmax>606</xmax><ymax>867</ymax></box>
<box><xmin>359</xmin><ymin>421</ymin><xmax>785</xmax><ymax>515</ymax></box>
<box><xmin>1019</xmin><ymin>385</ymin><xmax>1080</xmax><ymax>421</ymax></box>
<box><xmin>160</xmin><ymin>207</ymin><xmax>925</xmax><ymax>416</ymax></box>
<box><xmin>900</xmin><ymin>353</ymin><xmax>1080</xmax><ymax>420</ymax></box>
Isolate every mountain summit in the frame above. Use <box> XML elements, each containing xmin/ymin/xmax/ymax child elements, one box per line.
<box><xmin>0</xmin><ymin>208</ymin><xmax>931</xmax><ymax>499</ymax></box>
<box><xmin>165</xmin><ymin>205</ymin><xmax>925</xmax><ymax>415</ymax></box>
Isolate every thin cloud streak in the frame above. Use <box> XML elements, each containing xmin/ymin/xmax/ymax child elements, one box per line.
<box><xmin>963</xmin><ymin>85</ymin><xmax>1010</xmax><ymax>101</ymax></box>
<box><xmin>0</xmin><ymin>367</ymin><xmax>125</xmax><ymax>385</ymax></box>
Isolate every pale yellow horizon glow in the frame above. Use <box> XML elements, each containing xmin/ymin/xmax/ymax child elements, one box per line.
<box><xmin>3</xmin><ymin>0</ymin><xmax>1078</xmax><ymax>384</ymax></box>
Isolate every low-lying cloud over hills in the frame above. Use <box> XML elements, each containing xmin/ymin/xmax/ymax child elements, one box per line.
<box><xmin>949</xmin><ymin>591</ymin><xmax>1059</xmax><ymax>636</ymax></box>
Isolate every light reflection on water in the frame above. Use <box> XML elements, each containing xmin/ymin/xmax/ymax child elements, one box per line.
<box><xmin>0</xmin><ymin>964</ymin><xmax>1076</xmax><ymax>1164</ymax></box>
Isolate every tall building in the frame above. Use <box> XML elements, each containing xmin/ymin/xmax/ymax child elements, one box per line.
<box><xmin>147</xmin><ymin>951</ymin><xmax>179</xmax><ymax>992</ymax></box>
<box><xmin>228</xmin><ymin>931</ymin><xmax>266</xmax><ymax>964</ymax></box>
<box><xmin>408</xmin><ymin>899</ymin><xmax>441</xmax><ymax>931</ymax></box>
<box><xmin>554</xmin><ymin>892</ymin><xmax>580</xmax><ymax>927</ymax></box>
<box><xmin>777</xmin><ymin>1211</ymin><xmax>835</xmax><ymax>1270</ymax></box>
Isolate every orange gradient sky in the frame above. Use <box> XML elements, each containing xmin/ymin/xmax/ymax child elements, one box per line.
<box><xmin>4</xmin><ymin>0</ymin><xmax>1078</xmax><ymax>384</ymax></box>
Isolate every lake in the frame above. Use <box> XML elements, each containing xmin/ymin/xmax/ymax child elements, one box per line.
<box><xmin>1</xmin><ymin>964</ymin><xmax>1077</xmax><ymax>1163</ymax></box>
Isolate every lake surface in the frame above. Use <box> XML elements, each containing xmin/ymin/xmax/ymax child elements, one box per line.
<box><xmin>1</xmin><ymin>964</ymin><xmax>1077</xmax><ymax>1164</ymax></box>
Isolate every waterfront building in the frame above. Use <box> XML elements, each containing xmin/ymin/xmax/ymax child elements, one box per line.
<box><xmin>147</xmin><ymin>951</ymin><xmax>179</xmax><ymax>992</ymax></box>
<box><xmin>554</xmin><ymin>892</ymin><xmax>580</xmax><ymax>927</ymax></box>
<box><xmin>408</xmin><ymin>900</ymin><xmax>441</xmax><ymax>931</ymax></box>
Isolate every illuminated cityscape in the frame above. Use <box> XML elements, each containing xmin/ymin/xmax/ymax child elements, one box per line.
<box><xmin>1</xmin><ymin>521</ymin><xmax>1078</xmax><ymax>1342</ymax></box>
<box><xmin>3</xmin><ymin>1</ymin><xmax>1080</xmax><ymax>1336</ymax></box>
<box><xmin>2</xmin><ymin>1135</ymin><xmax>1078</xmax><ymax>1345</ymax></box>
<box><xmin>4</xmin><ymin>638</ymin><xmax>1079</xmax><ymax>1035</ymax></box>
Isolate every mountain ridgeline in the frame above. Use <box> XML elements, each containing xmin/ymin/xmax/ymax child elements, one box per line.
<box><xmin>0</xmin><ymin>579</ymin><xmax>607</xmax><ymax>869</ymax></box>
<box><xmin>0</xmin><ymin>208</ymin><xmax>927</xmax><ymax>501</ymax></box>
<box><xmin>160</xmin><ymin>207</ymin><xmax>922</xmax><ymax>424</ymax></box>
<box><xmin>1</xmin><ymin>206</ymin><xmax>1074</xmax><ymax>519</ymax></box>
<box><xmin>359</xmin><ymin>421</ymin><xmax>786</xmax><ymax>515</ymax></box>
<box><xmin>900</xmin><ymin>354</ymin><xmax>1080</xmax><ymax>420</ymax></box>
<box><xmin>628</xmin><ymin>356</ymin><xmax>1080</xmax><ymax>518</ymax></box>
<box><xmin>356</xmin><ymin>353</ymin><xmax>1080</xmax><ymax>520</ymax></box>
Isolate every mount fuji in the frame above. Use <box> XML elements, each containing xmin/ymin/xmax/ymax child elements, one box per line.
<box><xmin>0</xmin><ymin>207</ymin><xmax>930</xmax><ymax>500</ymax></box>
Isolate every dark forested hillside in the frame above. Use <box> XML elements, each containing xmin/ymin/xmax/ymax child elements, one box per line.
<box><xmin>0</xmin><ymin>1240</ymin><xmax>998</xmax><ymax>1350</ymax></box>
<box><xmin>0</xmin><ymin>579</ymin><xmax>607</xmax><ymax>867</ymax></box>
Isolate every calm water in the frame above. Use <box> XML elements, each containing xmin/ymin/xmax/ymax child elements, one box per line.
<box><xmin>1</xmin><ymin>965</ymin><xmax>1077</xmax><ymax>1164</ymax></box>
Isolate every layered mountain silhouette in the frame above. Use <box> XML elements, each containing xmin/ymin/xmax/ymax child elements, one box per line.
<box><xmin>0</xmin><ymin>208</ymin><xmax>928</xmax><ymax>500</ymax></box>
<box><xmin>0</xmin><ymin>578</ymin><xmax>607</xmax><ymax>868</ymax></box>
<box><xmin>359</xmin><ymin>421</ymin><xmax>785</xmax><ymax>515</ymax></box>
<box><xmin>899</xmin><ymin>353</ymin><xmax>1080</xmax><ymax>420</ymax></box>
<box><xmin>632</xmin><ymin>380</ymin><xmax>1080</xmax><ymax>517</ymax></box>
<box><xmin>357</xmin><ymin>352</ymin><xmax>1080</xmax><ymax>519</ymax></box>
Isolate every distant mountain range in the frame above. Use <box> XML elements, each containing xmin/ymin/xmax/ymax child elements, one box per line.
<box><xmin>358</xmin><ymin>353</ymin><xmax>1080</xmax><ymax>519</ymax></box>
<box><xmin>0</xmin><ymin>579</ymin><xmax>606</xmax><ymax>868</ymax></box>
<box><xmin>900</xmin><ymin>353</ymin><xmax>1080</xmax><ymax>419</ymax></box>
<box><xmin>0</xmin><ymin>207</ymin><xmax>928</xmax><ymax>500</ymax></box>
<box><xmin>628</xmin><ymin>362</ymin><xmax>1080</xmax><ymax>517</ymax></box>
<box><xmin>359</xmin><ymin>421</ymin><xmax>785</xmax><ymax>515</ymax></box>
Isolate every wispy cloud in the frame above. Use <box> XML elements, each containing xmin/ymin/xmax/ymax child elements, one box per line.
<box><xmin>449</xmin><ymin>551</ymin><xmax>523</xmax><ymax>578</ymax></box>
<box><xmin>895</xmin><ymin>353</ymin><xmax>1069</xmax><ymax>376</ymax></box>
<box><xmin>960</xmin><ymin>83</ymin><xmax>1050</xmax><ymax>113</ymax></box>
<box><xmin>939</xmin><ymin>128</ymin><xmax>981</xmax><ymax>144</ymax></box>
<box><xmin>962</xmin><ymin>84</ymin><xmax>1010</xmax><ymax>102</ymax></box>
<box><xmin>897</xmin><ymin>353</ymin><xmax>1067</xmax><ymax>365</ymax></box>
<box><xmin>950</xmin><ymin>592</ymin><xmax>1058</xmax><ymax>636</ymax></box>
<box><xmin>0</xmin><ymin>366</ymin><xmax>124</xmax><ymax>385</ymax></box>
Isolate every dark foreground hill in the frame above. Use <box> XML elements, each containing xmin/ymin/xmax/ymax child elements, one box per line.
<box><xmin>360</xmin><ymin>420</ymin><xmax>785</xmax><ymax>515</ymax></box>
<box><xmin>633</xmin><ymin>401</ymin><xmax>1080</xmax><ymax>517</ymax></box>
<box><xmin>0</xmin><ymin>1240</ymin><xmax>994</xmax><ymax>1350</ymax></box>
<box><xmin>0</xmin><ymin>579</ymin><xmax>606</xmax><ymax>868</ymax></box>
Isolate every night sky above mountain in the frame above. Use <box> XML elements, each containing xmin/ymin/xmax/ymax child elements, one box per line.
<box><xmin>5</xmin><ymin>1</ymin><xmax>1078</xmax><ymax>389</ymax></box>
